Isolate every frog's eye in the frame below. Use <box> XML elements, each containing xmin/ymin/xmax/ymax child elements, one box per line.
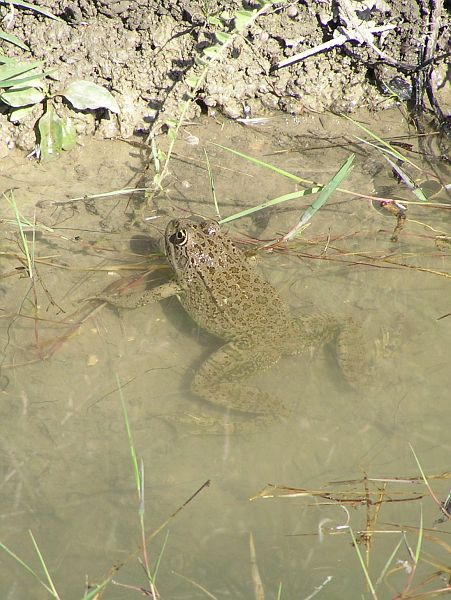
<box><xmin>172</xmin><ymin>228</ymin><xmax>188</xmax><ymax>246</ymax></box>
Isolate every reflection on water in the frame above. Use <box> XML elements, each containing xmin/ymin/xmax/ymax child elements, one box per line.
<box><xmin>0</xmin><ymin>111</ymin><xmax>450</xmax><ymax>599</ymax></box>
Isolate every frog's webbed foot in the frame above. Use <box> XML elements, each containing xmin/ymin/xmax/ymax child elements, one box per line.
<box><xmin>336</xmin><ymin>317</ymin><xmax>372</xmax><ymax>389</ymax></box>
<box><xmin>158</xmin><ymin>412</ymin><xmax>275</xmax><ymax>434</ymax></box>
<box><xmin>87</xmin><ymin>280</ymin><xmax>180</xmax><ymax>309</ymax></box>
<box><xmin>192</xmin><ymin>341</ymin><xmax>287</xmax><ymax>417</ymax></box>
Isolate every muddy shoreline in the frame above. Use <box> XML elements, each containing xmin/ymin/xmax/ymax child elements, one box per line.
<box><xmin>0</xmin><ymin>0</ymin><xmax>449</xmax><ymax>156</ymax></box>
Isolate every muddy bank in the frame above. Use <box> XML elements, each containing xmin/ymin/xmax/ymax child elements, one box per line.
<box><xmin>0</xmin><ymin>0</ymin><xmax>449</xmax><ymax>156</ymax></box>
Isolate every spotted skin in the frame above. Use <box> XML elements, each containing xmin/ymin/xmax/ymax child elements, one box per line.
<box><xmin>98</xmin><ymin>217</ymin><xmax>368</xmax><ymax>430</ymax></box>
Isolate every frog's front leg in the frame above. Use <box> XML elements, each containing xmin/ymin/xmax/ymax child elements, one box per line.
<box><xmin>192</xmin><ymin>340</ymin><xmax>286</xmax><ymax>416</ymax></box>
<box><xmin>91</xmin><ymin>280</ymin><xmax>181</xmax><ymax>309</ymax></box>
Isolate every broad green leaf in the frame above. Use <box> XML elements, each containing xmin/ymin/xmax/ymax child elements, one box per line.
<box><xmin>235</xmin><ymin>10</ymin><xmax>254</xmax><ymax>32</ymax></box>
<box><xmin>38</xmin><ymin>104</ymin><xmax>63</xmax><ymax>161</ymax></box>
<box><xmin>62</xmin><ymin>80</ymin><xmax>120</xmax><ymax>113</ymax></box>
<box><xmin>0</xmin><ymin>85</ymin><xmax>45</xmax><ymax>107</ymax></box>
<box><xmin>165</xmin><ymin>118</ymin><xmax>177</xmax><ymax>129</ymax></box>
<box><xmin>207</xmin><ymin>16</ymin><xmax>222</xmax><ymax>26</ymax></box>
<box><xmin>215</xmin><ymin>31</ymin><xmax>232</xmax><ymax>44</ymax></box>
<box><xmin>185</xmin><ymin>75</ymin><xmax>199</xmax><ymax>89</ymax></box>
<box><xmin>61</xmin><ymin>116</ymin><xmax>76</xmax><ymax>151</ymax></box>
<box><xmin>9</xmin><ymin>105</ymin><xmax>35</xmax><ymax>122</ymax></box>
<box><xmin>194</xmin><ymin>55</ymin><xmax>208</xmax><ymax>67</ymax></box>
<box><xmin>203</xmin><ymin>45</ymin><xmax>220</xmax><ymax>59</ymax></box>
<box><xmin>177</xmin><ymin>100</ymin><xmax>189</xmax><ymax>113</ymax></box>
<box><xmin>0</xmin><ymin>30</ymin><xmax>29</xmax><ymax>50</ymax></box>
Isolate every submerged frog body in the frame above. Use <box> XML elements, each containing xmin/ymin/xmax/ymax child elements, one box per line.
<box><xmin>99</xmin><ymin>217</ymin><xmax>368</xmax><ymax>429</ymax></box>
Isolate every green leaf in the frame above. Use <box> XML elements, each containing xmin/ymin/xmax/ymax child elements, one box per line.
<box><xmin>215</xmin><ymin>31</ymin><xmax>232</xmax><ymax>44</ymax></box>
<box><xmin>207</xmin><ymin>15</ymin><xmax>222</xmax><ymax>26</ymax></box>
<box><xmin>9</xmin><ymin>105</ymin><xmax>35</xmax><ymax>122</ymax></box>
<box><xmin>2</xmin><ymin>1</ymin><xmax>65</xmax><ymax>21</ymax></box>
<box><xmin>297</xmin><ymin>154</ymin><xmax>354</xmax><ymax>230</ymax></box>
<box><xmin>0</xmin><ymin>53</ymin><xmax>16</xmax><ymax>64</ymax></box>
<box><xmin>0</xmin><ymin>60</ymin><xmax>43</xmax><ymax>85</ymax></box>
<box><xmin>185</xmin><ymin>76</ymin><xmax>200</xmax><ymax>89</ymax></box>
<box><xmin>0</xmin><ymin>30</ymin><xmax>29</xmax><ymax>50</ymax></box>
<box><xmin>235</xmin><ymin>10</ymin><xmax>254</xmax><ymax>32</ymax></box>
<box><xmin>61</xmin><ymin>116</ymin><xmax>76</xmax><ymax>151</ymax></box>
<box><xmin>202</xmin><ymin>45</ymin><xmax>220</xmax><ymax>59</ymax></box>
<box><xmin>38</xmin><ymin>104</ymin><xmax>63</xmax><ymax>161</ymax></box>
<box><xmin>62</xmin><ymin>80</ymin><xmax>120</xmax><ymax>113</ymax></box>
<box><xmin>0</xmin><ymin>85</ymin><xmax>45</xmax><ymax>107</ymax></box>
<box><xmin>194</xmin><ymin>55</ymin><xmax>208</xmax><ymax>67</ymax></box>
<box><xmin>0</xmin><ymin>70</ymin><xmax>51</xmax><ymax>88</ymax></box>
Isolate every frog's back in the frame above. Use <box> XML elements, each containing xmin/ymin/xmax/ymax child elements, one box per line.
<box><xmin>165</xmin><ymin>218</ymin><xmax>294</xmax><ymax>344</ymax></box>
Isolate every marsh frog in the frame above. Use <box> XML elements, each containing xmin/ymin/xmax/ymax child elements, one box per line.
<box><xmin>99</xmin><ymin>217</ymin><xmax>369</xmax><ymax>430</ymax></box>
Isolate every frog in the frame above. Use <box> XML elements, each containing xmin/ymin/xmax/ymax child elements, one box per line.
<box><xmin>96</xmin><ymin>217</ymin><xmax>369</xmax><ymax>431</ymax></box>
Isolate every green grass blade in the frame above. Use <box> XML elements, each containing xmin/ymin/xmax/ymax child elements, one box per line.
<box><xmin>381</xmin><ymin>154</ymin><xmax>428</xmax><ymax>201</ymax></box>
<box><xmin>219</xmin><ymin>187</ymin><xmax>320</xmax><ymax>224</ymax></box>
<box><xmin>414</xmin><ymin>505</ymin><xmax>423</xmax><ymax>564</ymax></box>
<box><xmin>0</xmin><ymin>70</ymin><xmax>54</xmax><ymax>88</ymax></box>
<box><xmin>1</xmin><ymin>1</ymin><xmax>65</xmax><ymax>21</ymax></box>
<box><xmin>117</xmin><ymin>374</ymin><xmax>140</xmax><ymax>495</ymax></box>
<box><xmin>28</xmin><ymin>531</ymin><xmax>60</xmax><ymax>598</ymax></box>
<box><xmin>212</xmin><ymin>142</ymin><xmax>311</xmax><ymax>184</ymax></box>
<box><xmin>139</xmin><ymin>458</ymin><xmax>145</xmax><ymax>518</ymax></box>
<box><xmin>348</xmin><ymin>527</ymin><xmax>378</xmax><ymax>599</ymax></box>
<box><xmin>375</xmin><ymin>536</ymin><xmax>403</xmax><ymax>586</ymax></box>
<box><xmin>153</xmin><ymin>530</ymin><xmax>170</xmax><ymax>582</ymax></box>
<box><xmin>0</xmin><ymin>30</ymin><xmax>29</xmax><ymax>50</ymax></box>
<box><xmin>276</xmin><ymin>582</ymin><xmax>283</xmax><ymax>600</ymax></box>
<box><xmin>4</xmin><ymin>191</ymin><xmax>33</xmax><ymax>278</ymax></box>
<box><xmin>297</xmin><ymin>154</ymin><xmax>354</xmax><ymax>229</ymax></box>
<box><xmin>81</xmin><ymin>578</ymin><xmax>110</xmax><ymax>600</ymax></box>
<box><xmin>0</xmin><ymin>540</ymin><xmax>54</xmax><ymax>595</ymax></box>
<box><xmin>343</xmin><ymin>114</ymin><xmax>420</xmax><ymax>171</ymax></box>
<box><xmin>204</xmin><ymin>149</ymin><xmax>220</xmax><ymax>220</ymax></box>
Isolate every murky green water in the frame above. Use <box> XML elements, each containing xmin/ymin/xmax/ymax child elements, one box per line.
<box><xmin>1</xmin><ymin>110</ymin><xmax>450</xmax><ymax>599</ymax></box>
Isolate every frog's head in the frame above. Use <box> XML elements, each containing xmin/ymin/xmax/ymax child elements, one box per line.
<box><xmin>164</xmin><ymin>218</ymin><xmax>229</xmax><ymax>274</ymax></box>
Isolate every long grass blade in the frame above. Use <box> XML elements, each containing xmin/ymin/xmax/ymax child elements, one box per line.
<box><xmin>295</xmin><ymin>154</ymin><xmax>354</xmax><ymax>231</ymax></box>
<box><xmin>81</xmin><ymin>579</ymin><xmax>110</xmax><ymax>600</ymax></box>
<box><xmin>414</xmin><ymin>505</ymin><xmax>423</xmax><ymax>564</ymax></box>
<box><xmin>204</xmin><ymin>148</ymin><xmax>220</xmax><ymax>220</ymax></box>
<box><xmin>348</xmin><ymin>527</ymin><xmax>378</xmax><ymax>599</ymax></box>
<box><xmin>343</xmin><ymin>114</ymin><xmax>421</xmax><ymax>171</ymax></box>
<box><xmin>1</xmin><ymin>1</ymin><xmax>64</xmax><ymax>21</ymax></box>
<box><xmin>212</xmin><ymin>142</ymin><xmax>311</xmax><ymax>184</ymax></box>
<box><xmin>117</xmin><ymin>375</ymin><xmax>140</xmax><ymax>495</ymax></box>
<box><xmin>28</xmin><ymin>530</ymin><xmax>60</xmax><ymax>599</ymax></box>
<box><xmin>220</xmin><ymin>188</ymin><xmax>320</xmax><ymax>224</ymax></box>
<box><xmin>4</xmin><ymin>191</ymin><xmax>33</xmax><ymax>278</ymax></box>
<box><xmin>153</xmin><ymin>530</ymin><xmax>170</xmax><ymax>582</ymax></box>
<box><xmin>375</xmin><ymin>536</ymin><xmax>403</xmax><ymax>586</ymax></box>
<box><xmin>0</xmin><ymin>540</ymin><xmax>54</xmax><ymax>595</ymax></box>
<box><xmin>0</xmin><ymin>30</ymin><xmax>29</xmax><ymax>50</ymax></box>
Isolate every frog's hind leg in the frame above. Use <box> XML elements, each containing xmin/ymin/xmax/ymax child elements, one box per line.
<box><xmin>191</xmin><ymin>341</ymin><xmax>285</xmax><ymax>416</ymax></box>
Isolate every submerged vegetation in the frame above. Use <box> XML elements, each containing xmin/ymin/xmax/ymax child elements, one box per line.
<box><xmin>0</xmin><ymin>1</ymin><xmax>450</xmax><ymax>598</ymax></box>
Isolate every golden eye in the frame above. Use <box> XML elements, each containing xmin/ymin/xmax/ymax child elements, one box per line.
<box><xmin>172</xmin><ymin>228</ymin><xmax>188</xmax><ymax>246</ymax></box>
